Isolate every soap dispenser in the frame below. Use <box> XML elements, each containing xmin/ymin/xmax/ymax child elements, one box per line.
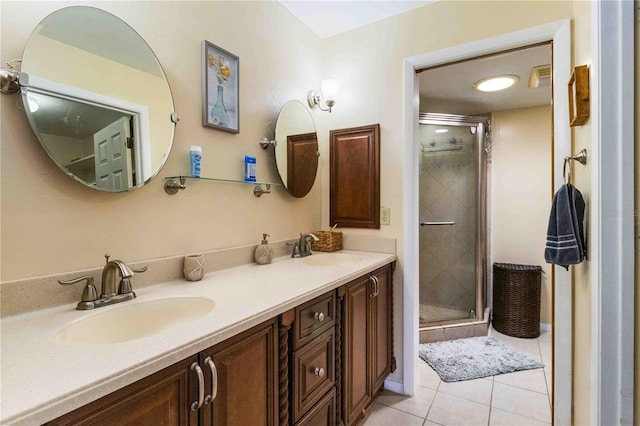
<box><xmin>255</xmin><ymin>233</ymin><xmax>273</xmax><ymax>265</ymax></box>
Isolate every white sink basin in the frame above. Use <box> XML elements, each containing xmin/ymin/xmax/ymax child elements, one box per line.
<box><xmin>303</xmin><ymin>253</ymin><xmax>362</xmax><ymax>266</ymax></box>
<box><xmin>55</xmin><ymin>297</ymin><xmax>215</xmax><ymax>346</ymax></box>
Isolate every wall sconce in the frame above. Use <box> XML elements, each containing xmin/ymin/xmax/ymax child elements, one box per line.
<box><xmin>307</xmin><ymin>79</ymin><xmax>340</xmax><ymax>112</ymax></box>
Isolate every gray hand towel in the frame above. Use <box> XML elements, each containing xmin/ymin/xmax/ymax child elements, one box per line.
<box><xmin>544</xmin><ymin>184</ymin><xmax>586</xmax><ymax>270</ymax></box>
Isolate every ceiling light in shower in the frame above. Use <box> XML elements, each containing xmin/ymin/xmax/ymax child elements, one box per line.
<box><xmin>434</xmin><ymin>128</ymin><xmax>448</xmax><ymax>134</ymax></box>
<box><xmin>473</xmin><ymin>75</ymin><xmax>519</xmax><ymax>92</ymax></box>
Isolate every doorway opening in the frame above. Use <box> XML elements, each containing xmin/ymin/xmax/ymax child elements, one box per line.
<box><xmin>401</xmin><ymin>20</ymin><xmax>572</xmax><ymax>424</ymax></box>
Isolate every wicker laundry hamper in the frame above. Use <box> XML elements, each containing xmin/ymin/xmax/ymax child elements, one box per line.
<box><xmin>492</xmin><ymin>263</ymin><xmax>542</xmax><ymax>338</ymax></box>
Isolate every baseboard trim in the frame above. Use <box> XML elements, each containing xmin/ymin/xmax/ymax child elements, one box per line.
<box><xmin>540</xmin><ymin>322</ymin><xmax>552</xmax><ymax>332</ymax></box>
<box><xmin>383</xmin><ymin>378</ymin><xmax>405</xmax><ymax>394</ymax></box>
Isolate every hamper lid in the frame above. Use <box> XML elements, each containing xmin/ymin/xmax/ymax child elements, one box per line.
<box><xmin>493</xmin><ymin>262</ymin><xmax>542</xmax><ymax>271</ymax></box>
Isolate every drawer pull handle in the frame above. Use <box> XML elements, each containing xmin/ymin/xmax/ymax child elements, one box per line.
<box><xmin>369</xmin><ymin>276</ymin><xmax>377</xmax><ymax>298</ymax></box>
<box><xmin>314</xmin><ymin>367</ymin><xmax>325</xmax><ymax>377</ymax></box>
<box><xmin>204</xmin><ymin>356</ymin><xmax>218</xmax><ymax>405</ymax></box>
<box><xmin>314</xmin><ymin>312</ymin><xmax>325</xmax><ymax>322</ymax></box>
<box><xmin>190</xmin><ymin>362</ymin><xmax>205</xmax><ymax>411</ymax></box>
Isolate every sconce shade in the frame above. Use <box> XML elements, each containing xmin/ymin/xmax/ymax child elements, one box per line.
<box><xmin>308</xmin><ymin>78</ymin><xmax>340</xmax><ymax>113</ymax></box>
<box><xmin>320</xmin><ymin>79</ymin><xmax>340</xmax><ymax>102</ymax></box>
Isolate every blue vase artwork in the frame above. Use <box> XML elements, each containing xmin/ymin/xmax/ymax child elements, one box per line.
<box><xmin>208</xmin><ymin>51</ymin><xmax>233</xmax><ymax>129</ymax></box>
<box><xmin>210</xmin><ymin>85</ymin><xmax>229</xmax><ymax>127</ymax></box>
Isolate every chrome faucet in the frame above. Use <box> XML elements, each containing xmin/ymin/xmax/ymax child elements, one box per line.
<box><xmin>289</xmin><ymin>233</ymin><xmax>319</xmax><ymax>258</ymax></box>
<box><xmin>59</xmin><ymin>254</ymin><xmax>147</xmax><ymax>310</ymax></box>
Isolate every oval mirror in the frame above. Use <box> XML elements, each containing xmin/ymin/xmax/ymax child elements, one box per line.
<box><xmin>20</xmin><ymin>6</ymin><xmax>175</xmax><ymax>192</ymax></box>
<box><xmin>274</xmin><ymin>100</ymin><xmax>318</xmax><ymax>198</ymax></box>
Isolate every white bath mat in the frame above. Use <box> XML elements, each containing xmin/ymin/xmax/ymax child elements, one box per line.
<box><xmin>418</xmin><ymin>336</ymin><xmax>544</xmax><ymax>382</ymax></box>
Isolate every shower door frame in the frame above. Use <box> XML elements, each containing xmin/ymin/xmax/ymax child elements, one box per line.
<box><xmin>418</xmin><ymin>113</ymin><xmax>488</xmax><ymax>328</ymax></box>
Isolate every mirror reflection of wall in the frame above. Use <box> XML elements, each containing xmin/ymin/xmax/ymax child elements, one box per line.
<box><xmin>273</xmin><ymin>100</ymin><xmax>318</xmax><ymax>198</ymax></box>
<box><xmin>19</xmin><ymin>6</ymin><xmax>175</xmax><ymax>192</ymax></box>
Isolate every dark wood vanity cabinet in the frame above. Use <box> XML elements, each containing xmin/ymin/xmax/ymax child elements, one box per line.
<box><xmin>281</xmin><ymin>291</ymin><xmax>337</xmax><ymax>426</ymax></box>
<box><xmin>46</xmin><ymin>263</ymin><xmax>394</xmax><ymax>426</ymax></box>
<box><xmin>45</xmin><ymin>355</ymin><xmax>199</xmax><ymax>426</ymax></box>
<box><xmin>46</xmin><ymin>318</ymin><xmax>278</xmax><ymax>426</ymax></box>
<box><xmin>341</xmin><ymin>264</ymin><xmax>393</xmax><ymax>426</ymax></box>
<box><xmin>200</xmin><ymin>318</ymin><xmax>279</xmax><ymax>426</ymax></box>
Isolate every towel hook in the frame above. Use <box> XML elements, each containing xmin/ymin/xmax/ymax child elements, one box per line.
<box><xmin>563</xmin><ymin>149</ymin><xmax>588</xmax><ymax>184</ymax></box>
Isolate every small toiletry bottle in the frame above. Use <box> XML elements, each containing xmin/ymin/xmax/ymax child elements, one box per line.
<box><xmin>190</xmin><ymin>146</ymin><xmax>202</xmax><ymax>177</ymax></box>
<box><xmin>244</xmin><ymin>155</ymin><xmax>256</xmax><ymax>182</ymax></box>
<box><xmin>254</xmin><ymin>233</ymin><xmax>273</xmax><ymax>265</ymax></box>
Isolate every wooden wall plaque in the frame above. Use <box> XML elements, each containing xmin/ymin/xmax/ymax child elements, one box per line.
<box><xmin>568</xmin><ymin>65</ymin><xmax>590</xmax><ymax>127</ymax></box>
<box><xmin>329</xmin><ymin>124</ymin><xmax>380</xmax><ymax>228</ymax></box>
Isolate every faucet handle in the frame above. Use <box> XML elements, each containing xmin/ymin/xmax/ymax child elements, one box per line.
<box><xmin>58</xmin><ymin>276</ymin><xmax>98</xmax><ymax>309</ymax></box>
<box><xmin>132</xmin><ymin>266</ymin><xmax>148</xmax><ymax>274</ymax></box>
<box><xmin>58</xmin><ymin>275</ymin><xmax>95</xmax><ymax>292</ymax></box>
<box><xmin>118</xmin><ymin>278</ymin><xmax>135</xmax><ymax>296</ymax></box>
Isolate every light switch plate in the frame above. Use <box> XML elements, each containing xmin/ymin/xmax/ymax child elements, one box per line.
<box><xmin>381</xmin><ymin>207</ymin><xmax>391</xmax><ymax>225</ymax></box>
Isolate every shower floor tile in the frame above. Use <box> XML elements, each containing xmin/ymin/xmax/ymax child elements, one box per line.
<box><xmin>419</xmin><ymin>303</ymin><xmax>469</xmax><ymax>323</ymax></box>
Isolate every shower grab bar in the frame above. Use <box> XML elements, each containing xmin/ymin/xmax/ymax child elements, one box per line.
<box><xmin>420</xmin><ymin>221</ymin><xmax>456</xmax><ymax>226</ymax></box>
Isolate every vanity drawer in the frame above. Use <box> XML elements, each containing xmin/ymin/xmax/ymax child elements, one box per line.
<box><xmin>293</xmin><ymin>292</ymin><xmax>335</xmax><ymax>349</ymax></box>
<box><xmin>295</xmin><ymin>387</ymin><xmax>336</xmax><ymax>426</ymax></box>
<box><xmin>292</xmin><ymin>328</ymin><xmax>335</xmax><ymax>423</ymax></box>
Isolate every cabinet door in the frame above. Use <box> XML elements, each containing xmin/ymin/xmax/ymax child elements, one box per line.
<box><xmin>329</xmin><ymin>124</ymin><xmax>380</xmax><ymax>228</ymax></box>
<box><xmin>46</xmin><ymin>355</ymin><xmax>199</xmax><ymax>426</ymax></box>
<box><xmin>370</xmin><ymin>266</ymin><xmax>393</xmax><ymax>394</ymax></box>
<box><xmin>200</xmin><ymin>318</ymin><xmax>278</xmax><ymax>426</ymax></box>
<box><xmin>342</xmin><ymin>276</ymin><xmax>370</xmax><ymax>425</ymax></box>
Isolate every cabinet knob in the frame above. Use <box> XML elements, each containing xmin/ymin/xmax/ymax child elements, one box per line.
<box><xmin>314</xmin><ymin>367</ymin><xmax>325</xmax><ymax>377</ymax></box>
<box><xmin>314</xmin><ymin>312</ymin><xmax>325</xmax><ymax>322</ymax></box>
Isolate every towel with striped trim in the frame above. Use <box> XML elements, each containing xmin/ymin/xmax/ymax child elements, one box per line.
<box><xmin>544</xmin><ymin>183</ymin><xmax>586</xmax><ymax>270</ymax></box>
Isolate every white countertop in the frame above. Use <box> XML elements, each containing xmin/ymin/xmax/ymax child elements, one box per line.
<box><xmin>0</xmin><ymin>250</ymin><xmax>396</xmax><ymax>425</ymax></box>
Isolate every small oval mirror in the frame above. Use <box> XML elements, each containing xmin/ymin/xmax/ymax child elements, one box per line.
<box><xmin>20</xmin><ymin>6</ymin><xmax>175</xmax><ymax>192</ymax></box>
<box><xmin>274</xmin><ymin>100</ymin><xmax>318</xmax><ymax>198</ymax></box>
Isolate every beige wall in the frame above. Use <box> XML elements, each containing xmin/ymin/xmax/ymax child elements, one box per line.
<box><xmin>0</xmin><ymin>1</ymin><xmax>323</xmax><ymax>281</ymax></box>
<box><xmin>570</xmin><ymin>1</ymin><xmax>593</xmax><ymax>423</ymax></box>
<box><xmin>320</xmin><ymin>0</ymin><xmax>573</xmax><ymax>384</ymax></box>
<box><xmin>490</xmin><ymin>106</ymin><xmax>553</xmax><ymax>324</ymax></box>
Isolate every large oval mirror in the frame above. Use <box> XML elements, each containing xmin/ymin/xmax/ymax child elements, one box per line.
<box><xmin>20</xmin><ymin>6</ymin><xmax>175</xmax><ymax>192</ymax></box>
<box><xmin>274</xmin><ymin>100</ymin><xmax>318</xmax><ymax>198</ymax></box>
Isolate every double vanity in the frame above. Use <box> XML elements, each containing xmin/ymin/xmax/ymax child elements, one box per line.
<box><xmin>1</xmin><ymin>6</ymin><xmax>395</xmax><ymax>425</ymax></box>
<box><xmin>1</xmin><ymin>247</ymin><xmax>396</xmax><ymax>425</ymax></box>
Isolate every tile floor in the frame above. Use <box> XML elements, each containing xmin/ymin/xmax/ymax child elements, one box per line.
<box><xmin>361</xmin><ymin>327</ymin><xmax>552</xmax><ymax>426</ymax></box>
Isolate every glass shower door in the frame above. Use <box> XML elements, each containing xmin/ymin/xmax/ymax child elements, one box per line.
<box><xmin>418</xmin><ymin>121</ymin><xmax>481</xmax><ymax>325</ymax></box>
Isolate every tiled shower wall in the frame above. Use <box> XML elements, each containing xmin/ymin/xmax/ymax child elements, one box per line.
<box><xmin>418</xmin><ymin>124</ymin><xmax>478</xmax><ymax>323</ymax></box>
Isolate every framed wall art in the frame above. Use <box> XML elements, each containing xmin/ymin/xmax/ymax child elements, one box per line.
<box><xmin>202</xmin><ymin>40</ymin><xmax>239</xmax><ymax>133</ymax></box>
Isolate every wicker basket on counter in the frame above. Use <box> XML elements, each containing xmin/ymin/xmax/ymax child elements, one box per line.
<box><xmin>311</xmin><ymin>230</ymin><xmax>343</xmax><ymax>252</ymax></box>
<box><xmin>492</xmin><ymin>262</ymin><xmax>542</xmax><ymax>338</ymax></box>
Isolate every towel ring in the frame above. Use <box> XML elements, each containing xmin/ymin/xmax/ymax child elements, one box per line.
<box><xmin>563</xmin><ymin>149</ymin><xmax>588</xmax><ymax>185</ymax></box>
